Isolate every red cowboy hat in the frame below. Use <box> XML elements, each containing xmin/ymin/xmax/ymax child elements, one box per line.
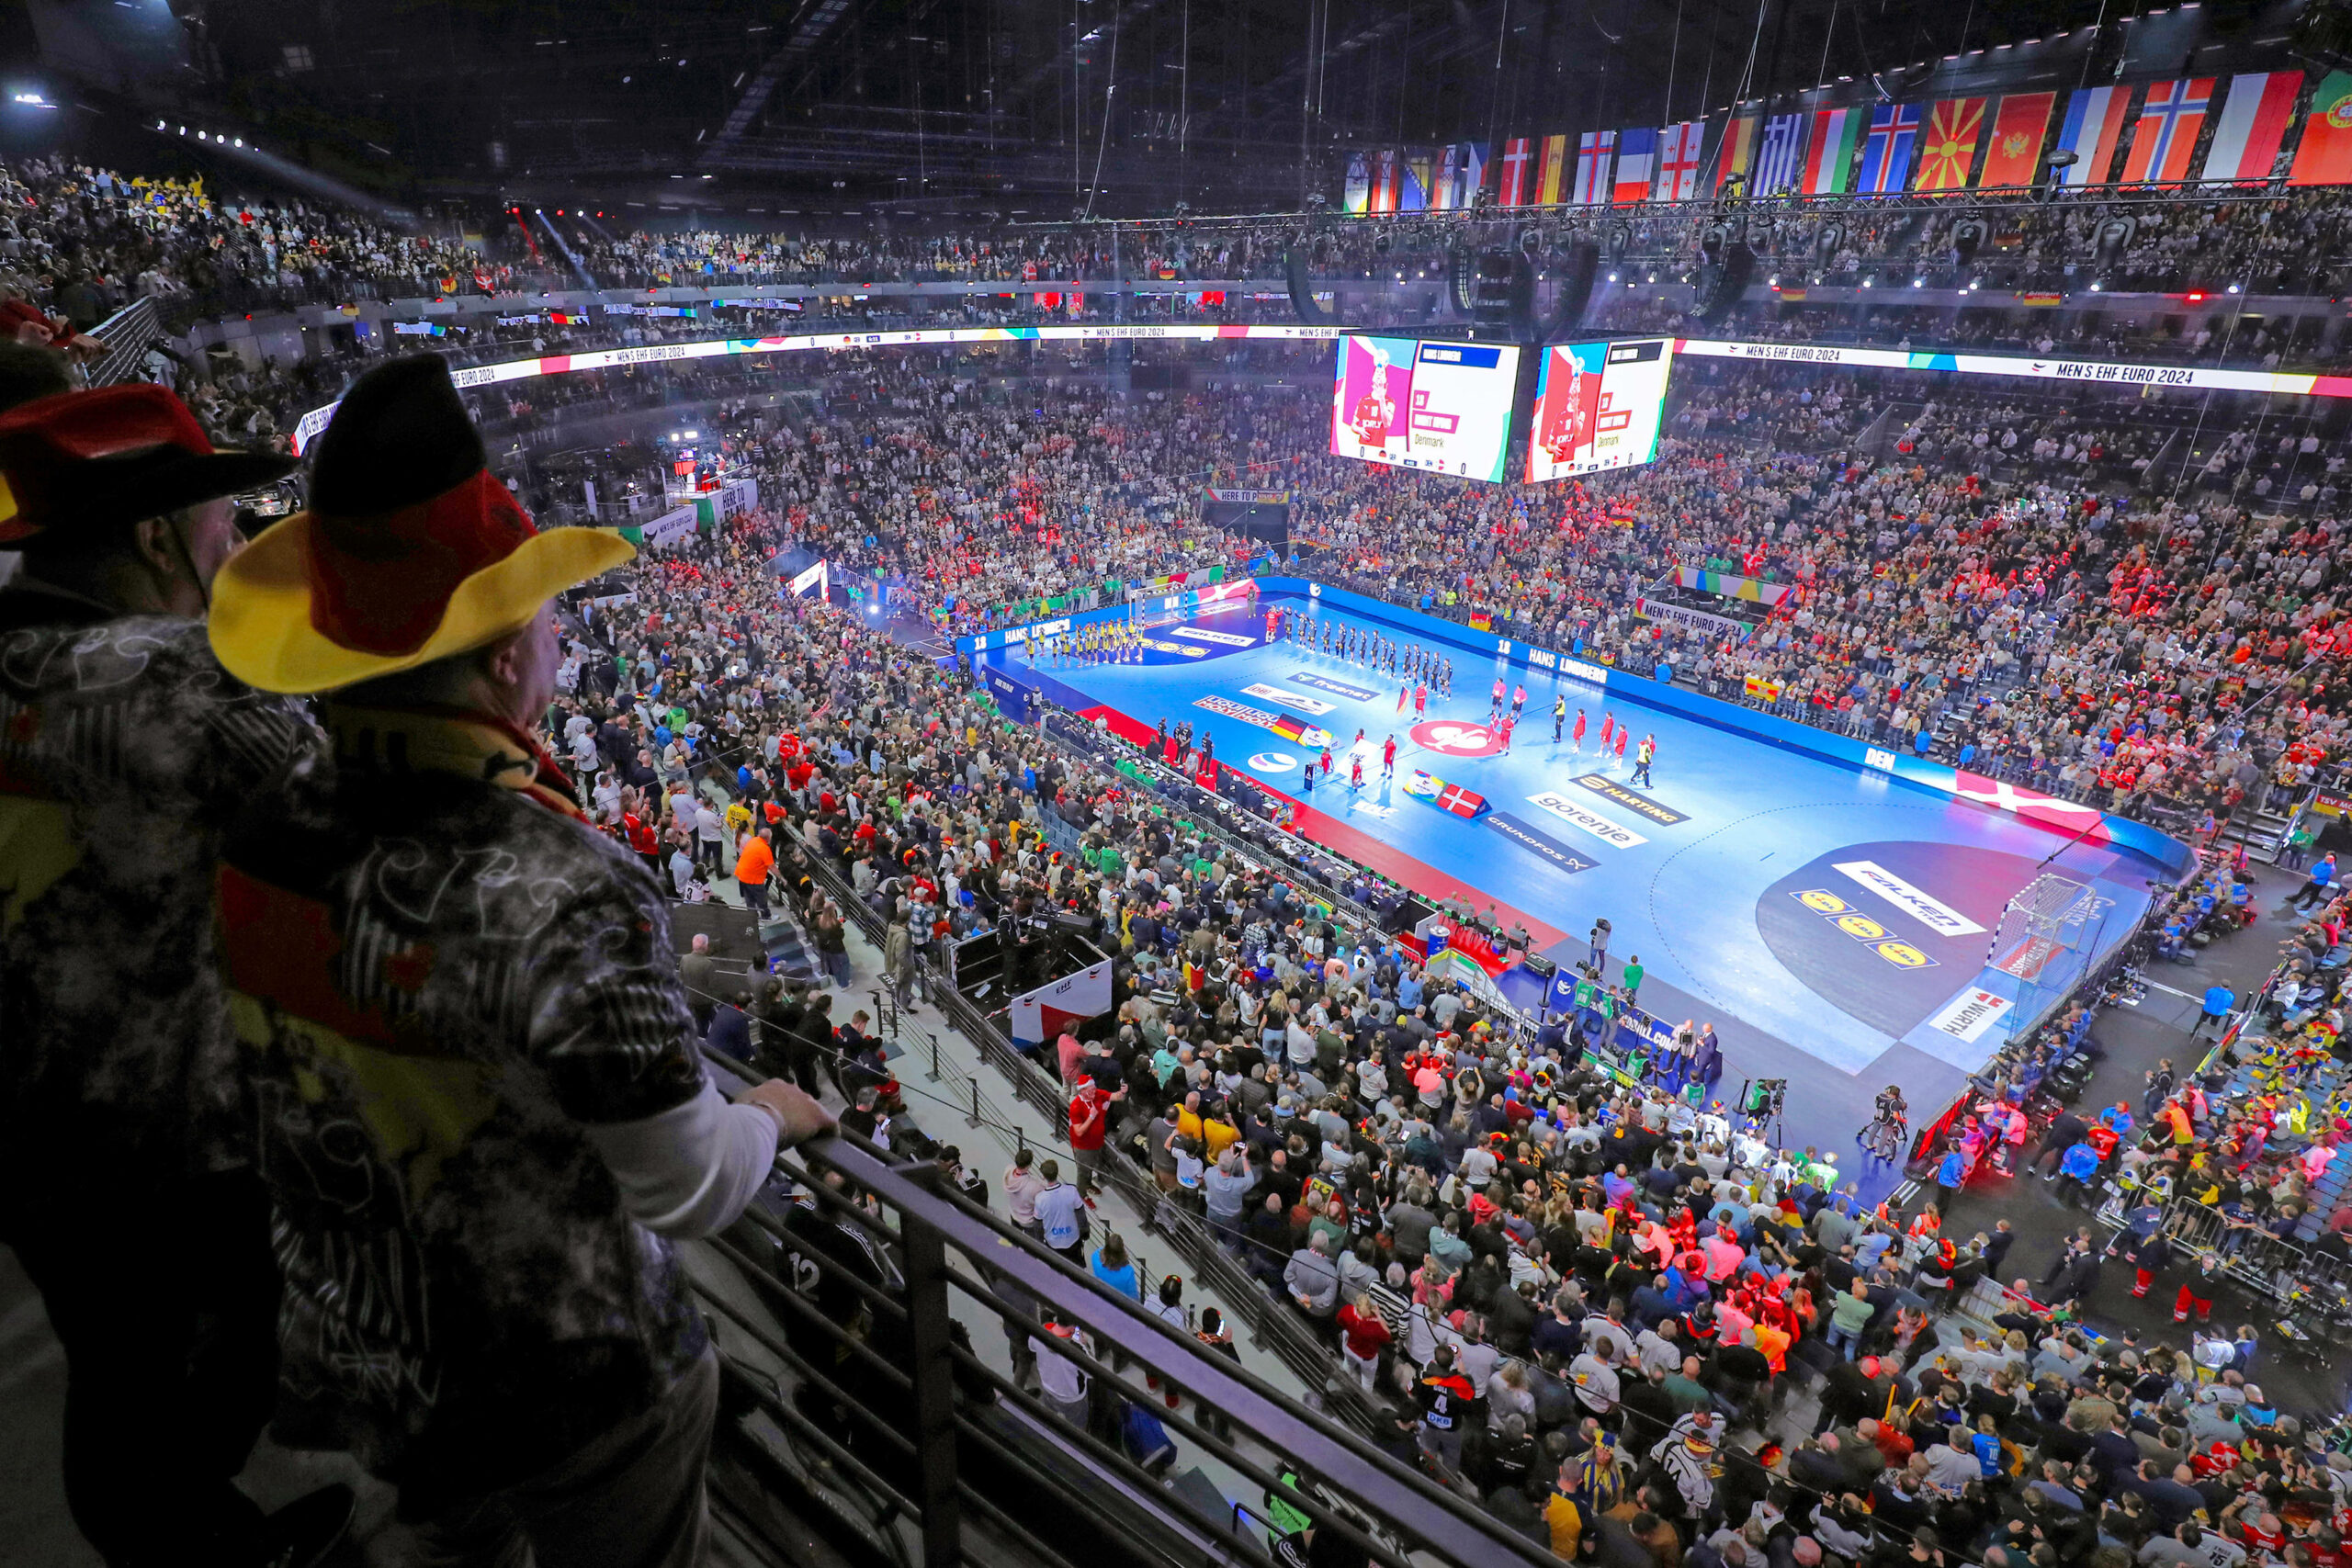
<box><xmin>0</xmin><ymin>383</ymin><xmax>294</xmax><ymax>545</ymax></box>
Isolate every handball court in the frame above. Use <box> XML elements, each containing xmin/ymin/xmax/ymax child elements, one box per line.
<box><xmin>977</xmin><ymin>592</ymin><xmax>2176</xmax><ymax>1172</ymax></box>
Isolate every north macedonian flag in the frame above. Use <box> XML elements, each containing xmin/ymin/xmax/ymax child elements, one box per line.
<box><xmin>1404</xmin><ymin>770</ymin><xmax>1488</xmax><ymax>818</ymax></box>
<box><xmin>1913</xmin><ymin>97</ymin><xmax>1986</xmax><ymax>192</ymax></box>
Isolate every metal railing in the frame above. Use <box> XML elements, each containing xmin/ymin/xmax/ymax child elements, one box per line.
<box><xmin>786</xmin><ymin>848</ymin><xmax>1394</xmax><ymax>1440</ymax></box>
<box><xmin>688</xmin><ymin>1095</ymin><xmax>1555</xmax><ymax>1568</ymax></box>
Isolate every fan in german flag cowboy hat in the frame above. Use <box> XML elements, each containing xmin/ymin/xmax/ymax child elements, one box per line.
<box><xmin>208</xmin><ymin>353</ymin><xmax>632</xmax><ymax>697</ymax></box>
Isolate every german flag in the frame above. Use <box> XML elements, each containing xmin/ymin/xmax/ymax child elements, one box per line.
<box><xmin>1271</xmin><ymin>715</ymin><xmax>1309</xmax><ymax>743</ymax></box>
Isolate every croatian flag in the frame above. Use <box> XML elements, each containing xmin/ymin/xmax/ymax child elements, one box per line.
<box><xmin>1611</xmin><ymin>127</ymin><xmax>1657</xmax><ymax>205</ymax></box>
<box><xmin>2120</xmin><ymin>78</ymin><xmax>2214</xmax><ymax>186</ymax></box>
<box><xmin>1655</xmin><ymin>120</ymin><xmax>1707</xmax><ymax>200</ymax></box>
<box><xmin>1498</xmin><ymin>137</ymin><xmax>1535</xmax><ymax>206</ymax></box>
<box><xmin>1753</xmin><ymin>113</ymin><xmax>1808</xmax><ymax>196</ymax></box>
<box><xmin>1573</xmin><ymin>130</ymin><xmax>1615</xmax><ymax>204</ymax></box>
<box><xmin>2199</xmin><ymin>71</ymin><xmax>2302</xmax><ymax>185</ymax></box>
<box><xmin>1856</xmin><ymin>102</ymin><xmax>1920</xmax><ymax>195</ymax></box>
<box><xmin>2055</xmin><ymin>86</ymin><xmax>2131</xmax><ymax>186</ymax></box>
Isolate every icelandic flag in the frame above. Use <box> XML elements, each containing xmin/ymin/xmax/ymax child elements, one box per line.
<box><xmin>2055</xmin><ymin>86</ymin><xmax>2131</xmax><ymax>186</ymax></box>
<box><xmin>2120</xmin><ymin>78</ymin><xmax>2214</xmax><ymax>185</ymax></box>
<box><xmin>1498</xmin><ymin>137</ymin><xmax>1535</xmax><ymax>206</ymax></box>
<box><xmin>1753</xmin><ymin>113</ymin><xmax>1807</xmax><ymax>195</ymax></box>
<box><xmin>1573</xmin><ymin>130</ymin><xmax>1615</xmax><ymax>204</ymax></box>
<box><xmin>1611</xmin><ymin>128</ymin><xmax>1657</xmax><ymax>205</ymax></box>
<box><xmin>1856</xmin><ymin>102</ymin><xmax>1920</xmax><ymax>195</ymax></box>
<box><xmin>2199</xmin><ymin>71</ymin><xmax>2302</xmax><ymax>185</ymax></box>
<box><xmin>1655</xmin><ymin>120</ymin><xmax>1706</xmax><ymax>200</ymax></box>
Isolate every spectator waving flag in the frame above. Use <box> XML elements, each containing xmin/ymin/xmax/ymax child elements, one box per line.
<box><xmin>1855</xmin><ymin>103</ymin><xmax>1920</xmax><ymax>195</ymax></box>
<box><xmin>1803</xmin><ymin>106</ymin><xmax>1865</xmax><ymax>195</ymax></box>
<box><xmin>1655</xmin><ymin>120</ymin><xmax>1707</xmax><ymax>200</ymax></box>
<box><xmin>1912</xmin><ymin>97</ymin><xmax>1986</xmax><ymax>191</ymax></box>
<box><xmin>2054</xmin><ymin>85</ymin><xmax>2132</xmax><ymax>186</ymax></box>
<box><xmin>1976</xmin><ymin>93</ymin><xmax>2055</xmax><ymax>187</ymax></box>
<box><xmin>1573</xmin><ymin>131</ymin><xmax>1615</xmax><ymax>204</ymax></box>
<box><xmin>1611</xmin><ymin>128</ymin><xmax>1657</xmax><ymax>205</ymax></box>
<box><xmin>2199</xmin><ymin>72</ymin><xmax>2301</xmax><ymax>185</ymax></box>
<box><xmin>2120</xmin><ymin>79</ymin><xmax>2214</xmax><ymax>185</ymax></box>
<box><xmin>1498</xmin><ymin>137</ymin><xmax>1535</xmax><ymax>206</ymax></box>
<box><xmin>1752</xmin><ymin>113</ymin><xmax>1807</xmax><ymax>196</ymax></box>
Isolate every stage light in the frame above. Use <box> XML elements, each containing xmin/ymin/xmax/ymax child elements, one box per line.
<box><xmin>2090</xmin><ymin>280</ymin><xmax>2102</xmax><ymax>291</ymax></box>
<box><xmin>1912</xmin><ymin>277</ymin><xmax>1924</xmax><ymax>288</ymax></box>
<box><xmin>232</xmin><ymin>138</ymin><xmax>243</xmax><ymax>147</ymax></box>
<box><xmin>2227</xmin><ymin>283</ymin><xmax>2242</xmax><ymax>294</ymax></box>
<box><xmin>866</xmin><ymin>603</ymin><xmax>880</xmax><ymax>615</ymax></box>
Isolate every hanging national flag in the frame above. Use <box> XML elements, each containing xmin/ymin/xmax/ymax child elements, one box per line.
<box><xmin>1370</xmin><ymin>150</ymin><xmax>1400</xmax><ymax>212</ymax></box>
<box><xmin>1857</xmin><ymin>102</ymin><xmax>1921</xmax><ymax>194</ymax></box>
<box><xmin>1715</xmin><ymin>115</ymin><xmax>1758</xmax><ymax>192</ymax></box>
<box><xmin>1655</xmin><ymin>120</ymin><xmax>1707</xmax><ymax>200</ymax></box>
<box><xmin>2290</xmin><ymin>71</ymin><xmax>2352</xmax><ymax>186</ymax></box>
<box><xmin>2054</xmin><ymin>86</ymin><xmax>2132</xmax><ymax>186</ymax></box>
<box><xmin>2200</xmin><ymin>71</ymin><xmax>2302</xmax><ymax>184</ymax></box>
<box><xmin>1803</xmin><ymin>106</ymin><xmax>1865</xmax><ymax>195</ymax></box>
<box><xmin>1341</xmin><ymin>152</ymin><xmax>1371</xmax><ymax>213</ymax></box>
<box><xmin>2120</xmin><ymin>78</ymin><xmax>2213</xmax><ymax>185</ymax></box>
<box><xmin>1400</xmin><ymin>149</ymin><xmax>1433</xmax><ymax>211</ymax></box>
<box><xmin>1753</xmin><ymin>113</ymin><xmax>1808</xmax><ymax>195</ymax></box>
<box><xmin>1913</xmin><ymin>97</ymin><xmax>1987</xmax><ymax>191</ymax></box>
<box><xmin>1573</xmin><ymin>131</ymin><xmax>1615</xmax><ymax>204</ymax></box>
<box><xmin>1456</xmin><ymin>141</ymin><xmax>1489</xmax><ymax>207</ymax></box>
<box><xmin>1976</xmin><ymin>92</ymin><xmax>2055</xmax><ymax>187</ymax></box>
<box><xmin>1498</xmin><ymin>137</ymin><xmax>1535</xmax><ymax>206</ymax></box>
<box><xmin>1536</xmin><ymin>133</ymin><xmax>1570</xmax><ymax>204</ymax></box>
<box><xmin>1431</xmin><ymin>144</ymin><xmax>1462</xmax><ymax>210</ymax></box>
<box><xmin>1611</xmin><ymin>127</ymin><xmax>1657</xmax><ymax>204</ymax></box>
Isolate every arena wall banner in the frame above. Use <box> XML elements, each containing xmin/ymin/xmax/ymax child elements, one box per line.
<box><xmin>1242</xmin><ymin>576</ymin><xmax>2196</xmax><ymax>878</ymax></box>
<box><xmin>787</xmin><ymin>559</ymin><xmax>831</xmax><ymax>598</ymax></box>
<box><xmin>1672</xmin><ymin>336</ymin><xmax>2352</xmax><ymax>398</ymax></box>
<box><xmin>640</xmin><ymin>505</ymin><xmax>699</xmax><ymax>549</ymax></box>
<box><xmin>1634</xmin><ymin>594</ymin><xmax>1753</xmax><ymax>641</ymax></box>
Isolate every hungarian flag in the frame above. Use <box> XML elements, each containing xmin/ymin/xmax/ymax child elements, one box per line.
<box><xmin>1913</xmin><ymin>97</ymin><xmax>1986</xmax><ymax>191</ymax></box>
<box><xmin>1804</xmin><ymin>106</ymin><xmax>1865</xmax><ymax>195</ymax></box>
<box><xmin>1976</xmin><ymin>93</ymin><xmax>2055</xmax><ymax>187</ymax></box>
<box><xmin>2120</xmin><ymin>79</ymin><xmax>2213</xmax><ymax>185</ymax></box>
<box><xmin>2290</xmin><ymin>72</ymin><xmax>2352</xmax><ymax>186</ymax></box>
<box><xmin>2200</xmin><ymin>71</ymin><xmax>2301</xmax><ymax>184</ymax></box>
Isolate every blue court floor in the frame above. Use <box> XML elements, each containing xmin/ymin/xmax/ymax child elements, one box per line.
<box><xmin>982</xmin><ymin>596</ymin><xmax>2170</xmax><ymax>1170</ymax></box>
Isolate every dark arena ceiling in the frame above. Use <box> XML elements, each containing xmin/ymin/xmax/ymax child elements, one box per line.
<box><xmin>9</xmin><ymin>0</ymin><xmax>2280</xmax><ymax>220</ymax></box>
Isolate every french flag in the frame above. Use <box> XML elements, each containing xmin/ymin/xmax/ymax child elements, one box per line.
<box><xmin>2199</xmin><ymin>71</ymin><xmax>2302</xmax><ymax>185</ymax></box>
<box><xmin>1611</xmin><ymin>128</ymin><xmax>1657</xmax><ymax>205</ymax></box>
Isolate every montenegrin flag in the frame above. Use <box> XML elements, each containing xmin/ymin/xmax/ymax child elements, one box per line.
<box><xmin>1404</xmin><ymin>770</ymin><xmax>1488</xmax><ymax>818</ymax></box>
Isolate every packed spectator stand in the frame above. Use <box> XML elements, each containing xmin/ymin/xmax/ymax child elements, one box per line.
<box><xmin>21</xmin><ymin>142</ymin><xmax>2352</xmax><ymax>1568</ymax></box>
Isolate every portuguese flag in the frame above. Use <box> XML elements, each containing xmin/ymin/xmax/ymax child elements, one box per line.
<box><xmin>2290</xmin><ymin>72</ymin><xmax>2352</xmax><ymax>186</ymax></box>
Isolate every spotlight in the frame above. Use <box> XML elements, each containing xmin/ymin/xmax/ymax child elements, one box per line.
<box><xmin>2227</xmin><ymin>283</ymin><xmax>2242</xmax><ymax>294</ymax></box>
<box><xmin>2090</xmin><ymin>280</ymin><xmax>2102</xmax><ymax>291</ymax></box>
<box><xmin>1608</xmin><ymin>272</ymin><xmax>1619</xmax><ymax>283</ymax></box>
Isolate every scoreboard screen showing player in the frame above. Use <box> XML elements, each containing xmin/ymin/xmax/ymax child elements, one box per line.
<box><xmin>1329</xmin><ymin>335</ymin><xmax>1522</xmax><ymax>484</ymax></box>
<box><xmin>1522</xmin><ymin>337</ymin><xmax>1676</xmax><ymax>484</ymax></box>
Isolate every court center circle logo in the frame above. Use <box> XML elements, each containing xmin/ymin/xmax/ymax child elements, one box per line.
<box><xmin>1409</xmin><ymin>720</ymin><xmax>1506</xmax><ymax>758</ymax></box>
<box><xmin>1248</xmin><ymin>751</ymin><xmax>1298</xmax><ymax>773</ymax></box>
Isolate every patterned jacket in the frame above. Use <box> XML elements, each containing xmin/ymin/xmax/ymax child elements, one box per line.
<box><xmin>0</xmin><ymin>585</ymin><xmax>321</xmax><ymax>1233</ymax></box>
<box><xmin>215</xmin><ymin>703</ymin><xmax>715</xmax><ymax>1496</ymax></box>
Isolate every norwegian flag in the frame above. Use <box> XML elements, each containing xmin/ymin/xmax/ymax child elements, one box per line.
<box><xmin>2122</xmin><ymin>78</ymin><xmax>2215</xmax><ymax>185</ymax></box>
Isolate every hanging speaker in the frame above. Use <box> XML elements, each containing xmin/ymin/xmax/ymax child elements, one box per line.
<box><xmin>2094</xmin><ymin>216</ymin><xmax>2137</xmax><ymax>265</ymax></box>
<box><xmin>1951</xmin><ymin>216</ymin><xmax>1989</xmax><ymax>265</ymax></box>
<box><xmin>1814</xmin><ymin>220</ymin><xmax>1846</xmax><ymax>262</ymax></box>
<box><xmin>1690</xmin><ymin>241</ymin><xmax>1757</xmax><ymax>325</ymax></box>
<box><xmin>1285</xmin><ymin>250</ymin><xmax>1335</xmax><ymax>326</ymax></box>
<box><xmin>1448</xmin><ymin>244</ymin><xmax>1480</xmax><ymax>316</ymax></box>
<box><xmin>1541</xmin><ymin>241</ymin><xmax>1601</xmax><ymax>341</ymax></box>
